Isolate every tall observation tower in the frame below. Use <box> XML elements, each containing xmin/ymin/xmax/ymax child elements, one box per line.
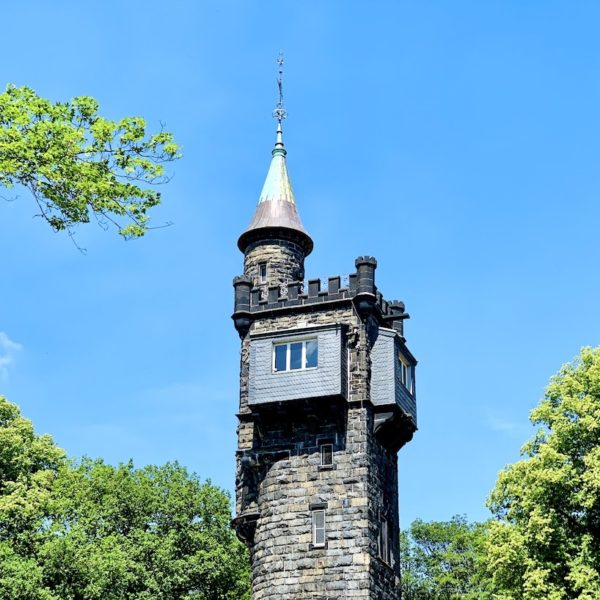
<box><xmin>231</xmin><ymin>56</ymin><xmax>417</xmax><ymax>600</ymax></box>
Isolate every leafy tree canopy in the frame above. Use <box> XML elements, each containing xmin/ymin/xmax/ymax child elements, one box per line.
<box><xmin>0</xmin><ymin>85</ymin><xmax>179</xmax><ymax>239</ymax></box>
<box><xmin>487</xmin><ymin>347</ymin><xmax>600</xmax><ymax>599</ymax></box>
<box><xmin>400</xmin><ymin>515</ymin><xmax>493</xmax><ymax>600</ymax></box>
<box><xmin>0</xmin><ymin>397</ymin><xmax>250</xmax><ymax>600</ymax></box>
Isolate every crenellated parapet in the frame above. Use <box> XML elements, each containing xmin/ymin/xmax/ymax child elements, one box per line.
<box><xmin>232</xmin><ymin>255</ymin><xmax>411</xmax><ymax>338</ymax></box>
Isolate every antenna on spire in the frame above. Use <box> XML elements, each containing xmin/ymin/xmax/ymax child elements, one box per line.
<box><xmin>272</xmin><ymin>51</ymin><xmax>287</xmax><ymax>123</ymax></box>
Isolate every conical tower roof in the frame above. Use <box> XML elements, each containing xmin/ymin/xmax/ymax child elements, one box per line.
<box><xmin>238</xmin><ymin>122</ymin><xmax>313</xmax><ymax>255</ymax></box>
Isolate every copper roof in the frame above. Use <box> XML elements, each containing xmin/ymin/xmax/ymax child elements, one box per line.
<box><xmin>238</xmin><ymin>124</ymin><xmax>313</xmax><ymax>254</ymax></box>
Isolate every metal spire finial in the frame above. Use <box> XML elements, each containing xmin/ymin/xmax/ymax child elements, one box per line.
<box><xmin>272</xmin><ymin>51</ymin><xmax>287</xmax><ymax>123</ymax></box>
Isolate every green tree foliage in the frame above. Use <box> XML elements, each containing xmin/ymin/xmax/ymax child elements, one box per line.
<box><xmin>0</xmin><ymin>396</ymin><xmax>65</xmax><ymax>549</ymax></box>
<box><xmin>0</xmin><ymin>397</ymin><xmax>251</xmax><ymax>599</ymax></box>
<box><xmin>488</xmin><ymin>347</ymin><xmax>600</xmax><ymax>599</ymax></box>
<box><xmin>400</xmin><ymin>515</ymin><xmax>493</xmax><ymax>600</ymax></box>
<box><xmin>0</xmin><ymin>85</ymin><xmax>179</xmax><ymax>239</ymax></box>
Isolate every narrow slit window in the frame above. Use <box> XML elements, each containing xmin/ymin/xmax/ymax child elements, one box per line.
<box><xmin>312</xmin><ymin>509</ymin><xmax>326</xmax><ymax>547</ymax></box>
<box><xmin>321</xmin><ymin>444</ymin><xmax>333</xmax><ymax>466</ymax></box>
<box><xmin>379</xmin><ymin>518</ymin><xmax>390</xmax><ymax>564</ymax></box>
<box><xmin>258</xmin><ymin>263</ymin><xmax>268</xmax><ymax>284</ymax></box>
<box><xmin>399</xmin><ymin>353</ymin><xmax>413</xmax><ymax>394</ymax></box>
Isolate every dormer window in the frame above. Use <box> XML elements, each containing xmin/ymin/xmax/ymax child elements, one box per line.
<box><xmin>273</xmin><ymin>339</ymin><xmax>318</xmax><ymax>372</ymax></box>
<box><xmin>399</xmin><ymin>353</ymin><xmax>413</xmax><ymax>394</ymax></box>
<box><xmin>258</xmin><ymin>262</ymin><xmax>268</xmax><ymax>284</ymax></box>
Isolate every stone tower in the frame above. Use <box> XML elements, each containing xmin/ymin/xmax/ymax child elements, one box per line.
<box><xmin>232</xmin><ymin>95</ymin><xmax>417</xmax><ymax>599</ymax></box>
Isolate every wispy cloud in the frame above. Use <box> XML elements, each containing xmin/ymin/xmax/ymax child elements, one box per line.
<box><xmin>485</xmin><ymin>413</ymin><xmax>531</xmax><ymax>439</ymax></box>
<box><xmin>0</xmin><ymin>332</ymin><xmax>23</xmax><ymax>381</ymax></box>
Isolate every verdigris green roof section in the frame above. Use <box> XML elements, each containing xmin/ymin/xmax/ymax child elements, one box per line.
<box><xmin>257</xmin><ymin>141</ymin><xmax>295</xmax><ymax>205</ymax></box>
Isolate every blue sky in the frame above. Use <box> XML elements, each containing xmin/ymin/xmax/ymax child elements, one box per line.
<box><xmin>1</xmin><ymin>1</ymin><xmax>599</xmax><ymax>527</ymax></box>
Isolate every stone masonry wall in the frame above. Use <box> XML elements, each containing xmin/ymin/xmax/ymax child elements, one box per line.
<box><xmin>244</xmin><ymin>238</ymin><xmax>306</xmax><ymax>290</ymax></box>
<box><xmin>248</xmin><ymin>405</ymin><xmax>372</xmax><ymax>599</ymax></box>
<box><xmin>235</xmin><ymin>304</ymin><xmax>403</xmax><ymax>599</ymax></box>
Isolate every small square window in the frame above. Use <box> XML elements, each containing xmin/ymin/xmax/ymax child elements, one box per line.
<box><xmin>312</xmin><ymin>509</ymin><xmax>326</xmax><ymax>547</ymax></box>
<box><xmin>321</xmin><ymin>444</ymin><xmax>333</xmax><ymax>466</ymax></box>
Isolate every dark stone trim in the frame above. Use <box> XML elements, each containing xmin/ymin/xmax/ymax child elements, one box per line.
<box><xmin>247</xmin><ymin>394</ymin><xmax>347</xmax><ymax>412</ymax></box>
<box><xmin>343</xmin><ymin>477</ymin><xmax>360</xmax><ymax>485</ymax></box>
<box><xmin>373</xmin><ymin>406</ymin><xmax>417</xmax><ymax>452</ymax></box>
<box><xmin>249</xmin><ymin>322</ymin><xmax>345</xmax><ymax>340</ymax></box>
<box><xmin>308</xmin><ymin>543</ymin><xmax>328</xmax><ymax>551</ymax></box>
<box><xmin>238</xmin><ymin>225</ymin><xmax>313</xmax><ymax>255</ymax></box>
<box><xmin>231</xmin><ymin>511</ymin><xmax>260</xmax><ymax>546</ymax></box>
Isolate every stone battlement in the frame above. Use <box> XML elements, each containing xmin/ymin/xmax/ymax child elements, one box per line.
<box><xmin>233</xmin><ymin>256</ymin><xmax>410</xmax><ymax>336</ymax></box>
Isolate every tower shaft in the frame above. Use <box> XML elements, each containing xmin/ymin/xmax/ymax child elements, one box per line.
<box><xmin>232</xmin><ymin>67</ymin><xmax>417</xmax><ymax>598</ymax></box>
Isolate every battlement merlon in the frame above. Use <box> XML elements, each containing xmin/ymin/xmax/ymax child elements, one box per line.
<box><xmin>232</xmin><ymin>255</ymin><xmax>412</xmax><ymax>340</ymax></box>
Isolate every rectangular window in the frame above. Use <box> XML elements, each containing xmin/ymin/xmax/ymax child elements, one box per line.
<box><xmin>258</xmin><ymin>262</ymin><xmax>267</xmax><ymax>284</ymax></box>
<box><xmin>312</xmin><ymin>509</ymin><xmax>326</xmax><ymax>547</ymax></box>
<box><xmin>320</xmin><ymin>444</ymin><xmax>333</xmax><ymax>466</ymax></box>
<box><xmin>273</xmin><ymin>339</ymin><xmax>318</xmax><ymax>372</ymax></box>
<box><xmin>399</xmin><ymin>353</ymin><xmax>413</xmax><ymax>394</ymax></box>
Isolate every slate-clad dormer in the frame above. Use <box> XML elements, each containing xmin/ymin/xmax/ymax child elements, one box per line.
<box><xmin>232</xmin><ymin>69</ymin><xmax>417</xmax><ymax>600</ymax></box>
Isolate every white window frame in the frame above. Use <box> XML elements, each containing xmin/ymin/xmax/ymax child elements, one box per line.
<box><xmin>399</xmin><ymin>353</ymin><xmax>413</xmax><ymax>394</ymax></box>
<box><xmin>312</xmin><ymin>509</ymin><xmax>326</xmax><ymax>547</ymax></box>
<box><xmin>320</xmin><ymin>443</ymin><xmax>334</xmax><ymax>466</ymax></box>
<box><xmin>258</xmin><ymin>262</ymin><xmax>268</xmax><ymax>284</ymax></box>
<box><xmin>272</xmin><ymin>338</ymin><xmax>318</xmax><ymax>373</ymax></box>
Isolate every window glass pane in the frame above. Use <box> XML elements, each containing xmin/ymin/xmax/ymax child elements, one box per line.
<box><xmin>274</xmin><ymin>345</ymin><xmax>287</xmax><ymax>372</ymax></box>
<box><xmin>315</xmin><ymin>527</ymin><xmax>325</xmax><ymax>545</ymax></box>
<box><xmin>305</xmin><ymin>339</ymin><xmax>318</xmax><ymax>368</ymax></box>
<box><xmin>314</xmin><ymin>510</ymin><xmax>325</xmax><ymax>528</ymax></box>
<box><xmin>290</xmin><ymin>342</ymin><xmax>303</xmax><ymax>370</ymax></box>
<box><xmin>406</xmin><ymin>367</ymin><xmax>413</xmax><ymax>393</ymax></box>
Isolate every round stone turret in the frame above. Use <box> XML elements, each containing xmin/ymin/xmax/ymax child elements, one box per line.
<box><xmin>243</xmin><ymin>236</ymin><xmax>308</xmax><ymax>289</ymax></box>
